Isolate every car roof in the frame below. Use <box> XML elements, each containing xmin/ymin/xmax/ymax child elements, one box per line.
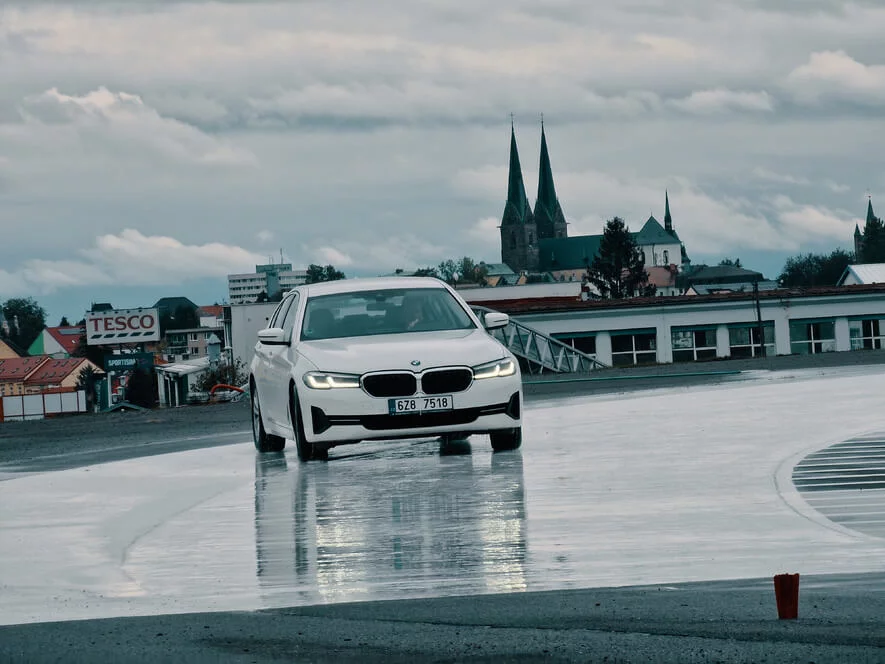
<box><xmin>299</xmin><ymin>276</ymin><xmax>449</xmax><ymax>298</ymax></box>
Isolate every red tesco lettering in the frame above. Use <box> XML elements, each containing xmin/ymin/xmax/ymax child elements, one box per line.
<box><xmin>91</xmin><ymin>313</ymin><xmax>156</xmax><ymax>332</ymax></box>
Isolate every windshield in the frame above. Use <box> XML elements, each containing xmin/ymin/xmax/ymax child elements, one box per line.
<box><xmin>300</xmin><ymin>287</ymin><xmax>476</xmax><ymax>341</ymax></box>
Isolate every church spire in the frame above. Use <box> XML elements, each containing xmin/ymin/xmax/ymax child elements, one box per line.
<box><xmin>664</xmin><ymin>190</ymin><xmax>673</xmax><ymax>234</ymax></box>
<box><xmin>534</xmin><ymin>118</ymin><xmax>567</xmax><ymax>240</ymax></box>
<box><xmin>536</xmin><ymin>121</ymin><xmax>558</xmax><ymax>217</ymax></box>
<box><xmin>867</xmin><ymin>197</ymin><xmax>876</xmax><ymax>226</ymax></box>
<box><xmin>502</xmin><ymin>120</ymin><xmax>531</xmax><ymax>225</ymax></box>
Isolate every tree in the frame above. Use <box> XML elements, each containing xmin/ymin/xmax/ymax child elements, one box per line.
<box><xmin>435</xmin><ymin>257</ymin><xmax>489</xmax><ymax>285</ymax></box>
<box><xmin>586</xmin><ymin>217</ymin><xmax>655</xmax><ymax>299</ymax></box>
<box><xmin>719</xmin><ymin>258</ymin><xmax>742</xmax><ymax>268</ymax></box>
<box><xmin>1</xmin><ymin>297</ymin><xmax>46</xmax><ymax>350</ymax></box>
<box><xmin>306</xmin><ymin>264</ymin><xmax>346</xmax><ymax>284</ymax></box>
<box><xmin>124</xmin><ymin>368</ymin><xmax>157</xmax><ymax>408</ymax></box>
<box><xmin>412</xmin><ymin>267</ymin><xmax>440</xmax><ymax>278</ymax></box>
<box><xmin>159</xmin><ymin>305</ymin><xmax>200</xmax><ymax>333</ymax></box>
<box><xmin>77</xmin><ymin>365</ymin><xmax>101</xmax><ymax>411</ymax></box>
<box><xmin>196</xmin><ymin>358</ymin><xmax>249</xmax><ymax>392</ymax></box>
<box><xmin>58</xmin><ymin>316</ymin><xmax>71</xmax><ymax>327</ymax></box>
<box><xmin>72</xmin><ymin>329</ymin><xmax>105</xmax><ymax>366</ymax></box>
<box><xmin>778</xmin><ymin>249</ymin><xmax>853</xmax><ymax>289</ymax></box>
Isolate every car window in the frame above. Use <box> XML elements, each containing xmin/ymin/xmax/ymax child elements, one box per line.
<box><xmin>280</xmin><ymin>294</ymin><xmax>300</xmax><ymax>340</ymax></box>
<box><xmin>268</xmin><ymin>298</ymin><xmax>291</xmax><ymax>329</ymax></box>
<box><xmin>301</xmin><ymin>288</ymin><xmax>476</xmax><ymax>341</ymax></box>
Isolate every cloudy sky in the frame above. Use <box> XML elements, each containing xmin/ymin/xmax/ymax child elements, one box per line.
<box><xmin>1</xmin><ymin>0</ymin><xmax>884</xmax><ymax>322</ymax></box>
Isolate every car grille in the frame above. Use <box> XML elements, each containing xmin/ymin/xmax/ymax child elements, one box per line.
<box><xmin>421</xmin><ymin>368</ymin><xmax>472</xmax><ymax>394</ymax></box>
<box><xmin>362</xmin><ymin>372</ymin><xmax>417</xmax><ymax>398</ymax></box>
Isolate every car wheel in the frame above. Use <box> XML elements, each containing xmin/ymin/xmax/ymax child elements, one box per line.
<box><xmin>490</xmin><ymin>427</ymin><xmax>522</xmax><ymax>452</ymax></box>
<box><xmin>290</xmin><ymin>386</ymin><xmax>326</xmax><ymax>462</ymax></box>
<box><xmin>251</xmin><ymin>386</ymin><xmax>285</xmax><ymax>453</ymax></box>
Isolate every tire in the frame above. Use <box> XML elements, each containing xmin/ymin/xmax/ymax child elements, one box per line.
<box><xmin>290</xmin><ymin>386</ymin><xmax>327</xmax><ymax>462</ymax></box>
<box><xmin>490</xmin><ymin>427</ymin><xmax>522</xmax><ymax>452</ymax></box>
<box><xmin>251</xmin><ymin>386</ymin><xmax>285</xmax><ymax>453</ymax></box>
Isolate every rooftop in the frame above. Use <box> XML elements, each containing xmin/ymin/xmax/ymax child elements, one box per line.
<box><xmin>46</xmin><ymin>326</ymin><xmax>85</xmax><ymax>355</ymax></box>
<box><xmin>25</xmin><ymin>358</ymin><xmax>90</xmax><ymax>385</ymax></box>
<box><xmin>838</xmin><ymin>264</ymin><xmax>885</xmax><ymax>286</ymax></box>
<box><xmin>469</xmin><ymin>282</ymin><xmax>885</xmax><ymax>315</ymax></box>
<box><xmin>0</xmin><ymin>357</ymin><xmax>48</xmax><ymax>382</ymax></box>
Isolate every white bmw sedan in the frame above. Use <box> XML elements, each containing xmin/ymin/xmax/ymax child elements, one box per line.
<box><xmin>249</xmin><ymin>277</ymin><xmax>523</xmax><ymax>461</ymax></box>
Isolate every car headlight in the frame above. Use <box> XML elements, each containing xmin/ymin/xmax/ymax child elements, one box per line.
<box><xmin>472</xmin><ymin>357</ymin><xmax>517</xmax><ymax>380</ymax></box>
<box><xmin>303</xmin><ymin>372</ymin><xmax>361</xmax><ymax>389</ymax></box>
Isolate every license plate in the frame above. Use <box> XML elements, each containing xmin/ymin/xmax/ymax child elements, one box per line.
<box><xmin>388</xmin><ymin>395</ymin><xmax>453</xmax><ymax>415</ymax></box>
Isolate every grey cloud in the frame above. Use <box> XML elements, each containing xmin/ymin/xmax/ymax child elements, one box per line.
<box><xmin>0</xmin><ymin>0</ymin><xmax>883</xmax><ymax>302</ymax></box>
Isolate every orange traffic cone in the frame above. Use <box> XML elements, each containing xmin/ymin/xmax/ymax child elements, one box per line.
<box><xmin>773</xmin><ymin>573</ymin><xmax>799</xmax><ymax>619</ymax></box>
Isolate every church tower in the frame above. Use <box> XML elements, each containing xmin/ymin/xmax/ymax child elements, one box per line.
<box><xmin>856</xmin><ymin>197</ymin><xmax>880</xmax><ymax>261</ymax></box>
<box><xmin>533</xmin><ymin>121</ymin><xmax>568</xmax><ymax>241</ymax></box>
<box><xmin>500</xmin><ymin>121</ymin><xmax>539</xmax><ymax>272</ymax></box>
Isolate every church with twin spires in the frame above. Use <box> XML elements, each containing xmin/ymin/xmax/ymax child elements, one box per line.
<box><xmin>499</xmin><ymin>122</ymin><xmax>687</xmax><ymax>279</ymax></box>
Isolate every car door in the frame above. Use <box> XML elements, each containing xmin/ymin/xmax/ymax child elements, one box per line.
<box><xmin>254</xmin><ymin>297</ymin><xmax>293</xmax><ymax>427</ymax></box>
<box><xmin>265</xmin><ymin>292</ymin><xmax>301</xmax><ymax>430</ymax></box>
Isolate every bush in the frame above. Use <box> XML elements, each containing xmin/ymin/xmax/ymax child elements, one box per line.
<box><xmin>196</xmin><ymin>359</ymin><xmax>248</xmax><ymax>392</ymax></box>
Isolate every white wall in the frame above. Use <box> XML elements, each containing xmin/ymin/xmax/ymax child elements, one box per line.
<box><xmin>1</xmin><ymin>390</ymin><xmax>86</xmax><ymax>421</ymax></box>
<box><xmin>639</xmin><ymin>241</ymin><xmax>681</xmax><ymax>269</ymax></box>
<box><xmin>460</xmin><ymin>282</ymin><xmax>582</xmax><ymax>302</ymax></box>
<box><xmin>512</xmin><ymin>291</ymin><xmax>885</xmax><ymax>364</ymax></box>
<box><xmin>230</xmin><ymin>302</ymin><xmax>280</xmax><ymax>367</ymax></box>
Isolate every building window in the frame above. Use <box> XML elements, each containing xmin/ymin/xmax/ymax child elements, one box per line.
<box><xmin>510</xmin><ymin>231</ymin><xmax>516</xmax><ymax>249</ymax></box>
<box><xmin>671</xmin><ymin>327</ymin><xmax>717</xmax><ymax>362</ymax></box>
<box><xmin>728</xmin><ymin>323</ymin><xmax>774</xmax><ymax>358</ymax></box>
<box><xmin>611</xmin><ymin>330</ymin><xmax>657</xmax><ymax>367</ymax></box>
<box><xmin>790</xmin><ymin>320</ymin><xmax>836</xmax><ymax>355</ymax></box>
<box><xmin>849</xmin><ymin>318</ymin><xmax>885</xmax><ymax>350</ymax></box>
<box><xmin>528</xmin><ymin>232</ymin><xmax>534</xmax><ymax>245</ymax></box>
<box><xmin>663</xmin><ymin>250</ymin><xmax>669</xmax><ymax>264</ymax></box>
<box><xmin>552</xmin><ymin>333</ymin><xmax>597</xmax><ymax>356</ymax></box>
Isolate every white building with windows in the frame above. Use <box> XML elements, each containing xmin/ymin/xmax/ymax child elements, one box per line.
<box><xmin>229</xmin><ymin>282</ymin><xmax>885</xmax><ymax>373</ymax></box>
<box><xmin>228</xmin><ymin>263</ymin><xmax>307</xmax><ymax>304</ymax></box>
<box><xmin>471</xmin><ymin>284</ymin><xmax>885</xmax><ymax>367</ymax></box>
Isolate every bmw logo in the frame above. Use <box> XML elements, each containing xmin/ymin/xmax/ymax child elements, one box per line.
<box><xmin>410</xmin><ymin>360</ymin><xmax>421</xmax><ymax>367</ymax></box>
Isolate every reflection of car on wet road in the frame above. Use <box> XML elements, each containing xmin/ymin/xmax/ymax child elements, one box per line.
<box><xmin>250</xmin><ymin>277</ymin><xmax>523</xmax><ymax>461</ymax></box>
<box><xmin>253</xmin><ymin>446</ymin><xmax>528</xmax><ymax>604</ymax></box>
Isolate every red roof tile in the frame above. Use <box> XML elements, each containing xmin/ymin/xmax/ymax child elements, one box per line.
<box><xmin>0</xmin><ymin>357</ymin><xmax>50</xmax><ymax>382</ymax></box>
<box><xmin>24</xmin><ymin>358</ymin><xmax>87</xmax><ymax>385</ymax></box>
<box><xmin>199</xmin><ymin>305</ymin><xmax>224</xmax><ymax>318</ymax></box>
<box><xmin>45</xmin><ymin>326</ymin><xmax>85</xmax><ymax>355</ymax></box>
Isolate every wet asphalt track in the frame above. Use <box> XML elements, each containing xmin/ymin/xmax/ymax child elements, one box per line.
<box><xmin>2</xmin><ymin>362</ymin><xmax>885</xmax><ymax>662</ymax></box>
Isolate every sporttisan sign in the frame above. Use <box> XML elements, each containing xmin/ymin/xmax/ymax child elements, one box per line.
<box><xmin>86</xmin><ymin>308</ymin><xmax>160</xmax><ymax>346</ymax></box>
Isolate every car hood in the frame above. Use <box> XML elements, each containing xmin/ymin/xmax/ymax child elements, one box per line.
<box><xmin>296</xmin><ymin>328</ymin><xmax>507</xmax><ymax>374</ymax></box>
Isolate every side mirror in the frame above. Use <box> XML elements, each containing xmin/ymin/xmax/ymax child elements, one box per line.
<box><xmin>483</xmin><ymin>312</ymin><xmax>509</xmax><ymax>330</ymax></box>
<box><xmin>257</xmin><ymin>327</ymin><xmax>287</xmax><ymax>344</ymax></box>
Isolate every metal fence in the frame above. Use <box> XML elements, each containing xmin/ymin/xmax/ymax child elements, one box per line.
<box><xmin>471</xmin><ymin>306</ymin><xmax>607</xmax><ymax>374</ymax></box>
<box><xmin>0</xmin><ymin>390</ymin><xmax>88</xmax><ymax>422</ymax></box>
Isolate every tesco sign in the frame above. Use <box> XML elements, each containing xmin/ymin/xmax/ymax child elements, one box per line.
<box><xmin>86</xmin><ymin>308</ymin><xmax>161</xmax><ymax>346</ymax></box>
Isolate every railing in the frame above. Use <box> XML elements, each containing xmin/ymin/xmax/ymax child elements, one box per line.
<box><xmin>471</xmin><ymin>306</ymin><xmax>608</xmax><ymax>374</ymax></box>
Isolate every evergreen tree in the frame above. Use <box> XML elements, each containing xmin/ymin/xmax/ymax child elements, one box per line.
<box><xmin>586</xmin><ymin>217</ymin><xmax>655</xmax><ymax>299</ymax></box>
<box><xmin>860</xmin><ymin>215</ymin><xmax>885</xmax><ymax>263</ymax></box>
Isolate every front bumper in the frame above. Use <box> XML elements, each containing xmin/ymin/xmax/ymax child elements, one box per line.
<box><xmin>298</xmin><ymin>374</ymin><xmax>522</xmax><ymax>444</ymax></box>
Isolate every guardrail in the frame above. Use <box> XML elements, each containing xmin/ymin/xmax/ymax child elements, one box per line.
<box><xmin>471</xmin><ymin>306</ymin><xmax>607</xmax><ymax>374</ymax></box>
